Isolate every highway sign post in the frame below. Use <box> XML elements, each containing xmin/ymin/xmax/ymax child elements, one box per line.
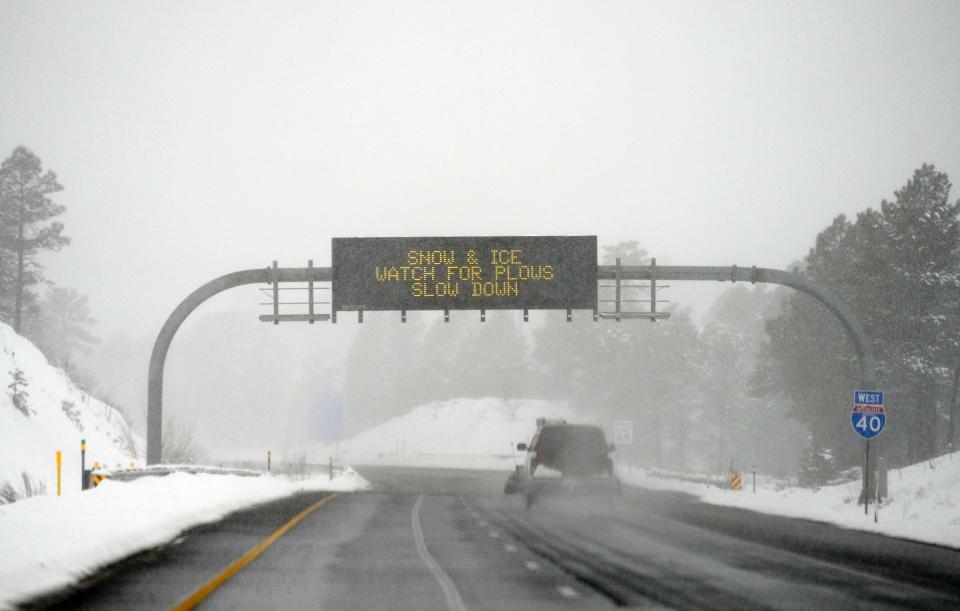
<box><xmin>613</xmin><ymin>420</ymin><xmax>634</xmax><ymax>474</ymax></box>
<box><xmin>852</xmin><ymin>390</ymin><xmax>885</xmax><ymax>515</ymax></box>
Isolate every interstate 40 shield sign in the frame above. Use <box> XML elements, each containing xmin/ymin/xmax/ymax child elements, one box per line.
<box><xmin>851</xmin><ymin>390</ymin><xmax>886</xmax><ymax>440</ymax></box>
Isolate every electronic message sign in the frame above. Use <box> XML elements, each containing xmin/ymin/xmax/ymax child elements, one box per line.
<box><xmin>332</xmin><ymin>236</ymin><xmax>597</xmax><ymax>312</ymax></box>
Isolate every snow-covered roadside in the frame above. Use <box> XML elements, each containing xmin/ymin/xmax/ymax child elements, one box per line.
<box><xmin>618</xmin><ymin>450</ymin><xmax>960</xmax><ymax>549</ymax></box>
<box><xmin>0</xmin><ymin>469</ymin><xmax>370</xmax><ymax>608</ymax></box>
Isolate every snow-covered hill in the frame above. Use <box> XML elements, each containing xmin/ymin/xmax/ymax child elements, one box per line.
<box><xmin>0</xmin><ymin>323</ymin><xmax>142</xmax><ymax>502</ymax></box>
<box><xmin>324</xmin><ymin>398</ymin><xmax>581</xmax><ymax>470</ymax></box>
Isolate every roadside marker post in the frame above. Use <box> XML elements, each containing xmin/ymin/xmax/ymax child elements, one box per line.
<box><xmin>90</xmin><ymin>461</ymin><xmax>107</xmax><ymax>488</ymax></box>
<box><xmin>852</xmin><ymin>390</ymin><xmax>886</xmax><ymax>515</ymax></box>
<box><xmin>80</xmin><ymin>439</ymin><xmax>87</xmax><ymax>490</ymax></box>
<box><xmin>56</xmin><ymin>450</ymin><xmax>62</xmax><ymax>497</ymax></box>
<box><xmin>267</xmin><ymin>450</ymin><xmax>271</xmax><ymax>473</ymax></box>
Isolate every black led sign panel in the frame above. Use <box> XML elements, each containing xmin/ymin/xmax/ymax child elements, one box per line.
<box><xmin>332</xmin><ymin>236</ymin><xmax>597</xmax><ymax>312</ymax></box>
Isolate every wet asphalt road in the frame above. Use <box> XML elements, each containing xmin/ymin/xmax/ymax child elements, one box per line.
<box><xmin>45</xmin><ymin>466</ymin><xmax>960</xmax><ymax>610</ymax></box>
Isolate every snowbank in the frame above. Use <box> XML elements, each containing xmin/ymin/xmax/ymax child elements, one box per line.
<box><xmin>325</xmin><ymin>398</ymin><xmax>577</xmax><ymax>470</ymax></box>
<box><xmin>0</xmin><ymin>469</ymin><xmax>370</xmax><ymax>608</ymax></box>
<box><xmin>619</xmin><ymin>450</ymin><xmax>960</xmax><ymax>549</ymax></box>
<box><xmin>0</xmin><ymin>323</ymin><xmax>142</xmax><ymax>500</ymax></box>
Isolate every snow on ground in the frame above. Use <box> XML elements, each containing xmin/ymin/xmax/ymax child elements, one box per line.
<box><xmin>619</xmin><ymin>450</ymin><xmax>960</xmax><ymax>549</ymax></box>
<box><xmin>0</xmin><ymin>469</ymin><xmax>370</xmax><ymax>608</ymax></box>
<box><xmin>323</xmin><ymin>398</ymin><xmax>577</xmax><ymax>471</ymax></box>
<box><xmin>0</xmin><ymin>323</ymin><xmax>142</xmax><ymax>500</ymax></box>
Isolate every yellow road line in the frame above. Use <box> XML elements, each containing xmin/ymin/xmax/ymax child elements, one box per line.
<box><xmin>173</xmin><ymin>492</ymin><xmax>342</xmax><ymax>611</ymax></box>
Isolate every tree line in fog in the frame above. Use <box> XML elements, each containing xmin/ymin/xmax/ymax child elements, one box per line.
<box><xmin>346</xmin><ymin>164</ymin><xmax>960</xmax><ymax>481</ymax></box>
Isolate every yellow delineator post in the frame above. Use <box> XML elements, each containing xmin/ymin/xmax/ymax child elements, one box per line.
<box><xmin>56</xmin><ymin>450</ymin><xmax>62</xmax><ymax>497</ymax></box>
<box><xmin>730</xmin><ymin>472</ymin><xmax>742</xmax><ymax>491</ymax></box>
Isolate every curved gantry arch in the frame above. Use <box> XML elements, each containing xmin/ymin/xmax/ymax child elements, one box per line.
<box><xmin>146</xmin><ymin>264</ymin><xmax>874</xmax><ymax>464</ymax></box>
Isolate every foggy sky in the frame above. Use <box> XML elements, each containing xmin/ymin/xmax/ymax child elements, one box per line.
<box><xmin>2</xmin><ymin>0</ymin><xmax>958</xmax><ymax>337</ymax></box>
<box><xmin>2</xmin><ymin>1</ymin><xmax>960</xmax><ymax>453</ymax></box>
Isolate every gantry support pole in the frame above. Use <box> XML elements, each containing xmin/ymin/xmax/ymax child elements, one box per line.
<box><xmin>146</xmin><ymin>267</ymin><xmax>331</xmax><ymax>464</ymax></box>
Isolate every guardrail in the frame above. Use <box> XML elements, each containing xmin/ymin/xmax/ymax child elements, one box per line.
<box><xmin>644</xmin><ymin>468</ymin><xmax>729</xmax><ymax>488</ymax></box>
<box><xmin>86</xmin><ymin>461</ymin><xmax>354</xmax><ymax>486</ymax></box>
<box><xmin>101</xmin><ymin>465</ymin><xmax>265</xmax><ymax>482</ymax></box>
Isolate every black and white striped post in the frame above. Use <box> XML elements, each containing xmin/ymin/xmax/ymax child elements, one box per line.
<box><xmin>80</xmin><ymin>438</ymin><xmax>88</xmax><ymax>490</ymax></box>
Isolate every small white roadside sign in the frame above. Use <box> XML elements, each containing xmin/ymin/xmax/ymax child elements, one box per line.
<box><xmin>613</xmin><ymin>420</ymin><xmax>634</xmax><ymax>445</ymax></box>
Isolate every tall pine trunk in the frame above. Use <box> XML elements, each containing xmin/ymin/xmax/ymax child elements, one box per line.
<box><xmin>916</xmin><ymin>384</ymin><xmax>937</xmax><ymax>462</ymax></box>
<box><xmin>14</xmin><ymin>222</ymin><xmax>23</xmax><ymax>333</ymax></box>
<box><xmin>948</xmin><ymin>361</ymin><xmax>960</xmax><ymax>453</ymax></box>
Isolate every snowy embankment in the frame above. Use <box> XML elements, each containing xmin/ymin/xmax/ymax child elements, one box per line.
<box><xmin>0</xmin><ymin>469</ymin><xmax>370</xmax><ymax>608</ymax></box>
<box><xmin>0</xmin><ymin>322</ymin><xmax>140</xmax><ymax>500</ymax></box>
<box><xmin>0</xmin><ymin>323</ymin><xmax>371</xmax><ymax>607</ymax></box>
<box><xmin>619</xmin><ymin>450</ymin><xmax>960</xmax><ymax>549</ymax></box>
<box><xmin>325</xmin><ymin>398</ymin><xmax>576</xmax><ymax>470</ymax></box>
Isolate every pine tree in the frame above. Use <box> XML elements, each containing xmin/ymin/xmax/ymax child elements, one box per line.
<box><xmin>0</xmin><ymin>147</ymin><xmax>68</xmax><ymax>332</ymax></box>
<box><xmin>34</xmin><ymin>286</ymin><xmax>99</xmax><ymax>368</ymax></box>
<box><xmin>878</xmin><ymin>164</ymin><xmax>960</xmax><ymax>461</ymax></box>
<box><xmin>757</xmin><ymin>164</ymin><xmax>960</xmax><ymax>467</ymax></box>
<box><xmin>412</xmin><ymin>313</ymin><xmax>473</xmax><ymax>403</ymax></box>
<box><xmin>343</xmin><ymin>311</ymin><xmax>429</xmax><ymax>433</ymax></box>
<box><xmin>530</xmin><ymin>308</ymin><xmax>604</xmax><ymax>407</ymax></box>
<box><xmin>8</xmin><ymin>366</ymin><xmax>29</xmax><ymax>416</ymax></box>
<box><xmin>798</xmin><ymin>442</ymin><xmax>838</xmax><ymax>487</ymax></box>
<box><xmin>458</xmin><ymin>310</ymin><xmax>529</xmax><ymax>399</ymax></box>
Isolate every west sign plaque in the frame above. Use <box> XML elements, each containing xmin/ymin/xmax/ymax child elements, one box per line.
<box><xmin>332</xmin><ymin>236</ymin><xmax>597</xmax><ymax>312</ymax></box>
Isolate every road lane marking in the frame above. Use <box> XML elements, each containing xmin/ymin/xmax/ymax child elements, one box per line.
<box><xmin>557</xmin><ymin>585</ymin><xmax>581</xmax><ymax>599</ymax></box>
<box><xmin>478</xmin><ymin>520</ymin><xmax>488</xmax><ymax>526</ymax></box>
<box><xmin>504</xmin><ymin>543</ymin><xmax>517</xmax><ymax>553</ymax></box>
<box><xmin>488</xmin><ymin>530</ymin><xmax>500</xmax><ymax>539</ymax></box>
<box><xmin>524</xmin><ymin>560</ymin><xmax>541</xmax><ymax>571</ymax></box>
<box><xmin>412</xmin><ymin>495</ymin><xmax>468</xmax><ymax>611</ymax></box>
<box><xmin>172</xmin><ymin>492</ymin><xmax>342</xmax><ymax>611</ymax></box>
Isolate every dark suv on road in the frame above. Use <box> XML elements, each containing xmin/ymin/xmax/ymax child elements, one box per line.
<box><xmin>513</xmin><ymin>419</ymin><xmax>621</xmax><ymax>508</ymax></box>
